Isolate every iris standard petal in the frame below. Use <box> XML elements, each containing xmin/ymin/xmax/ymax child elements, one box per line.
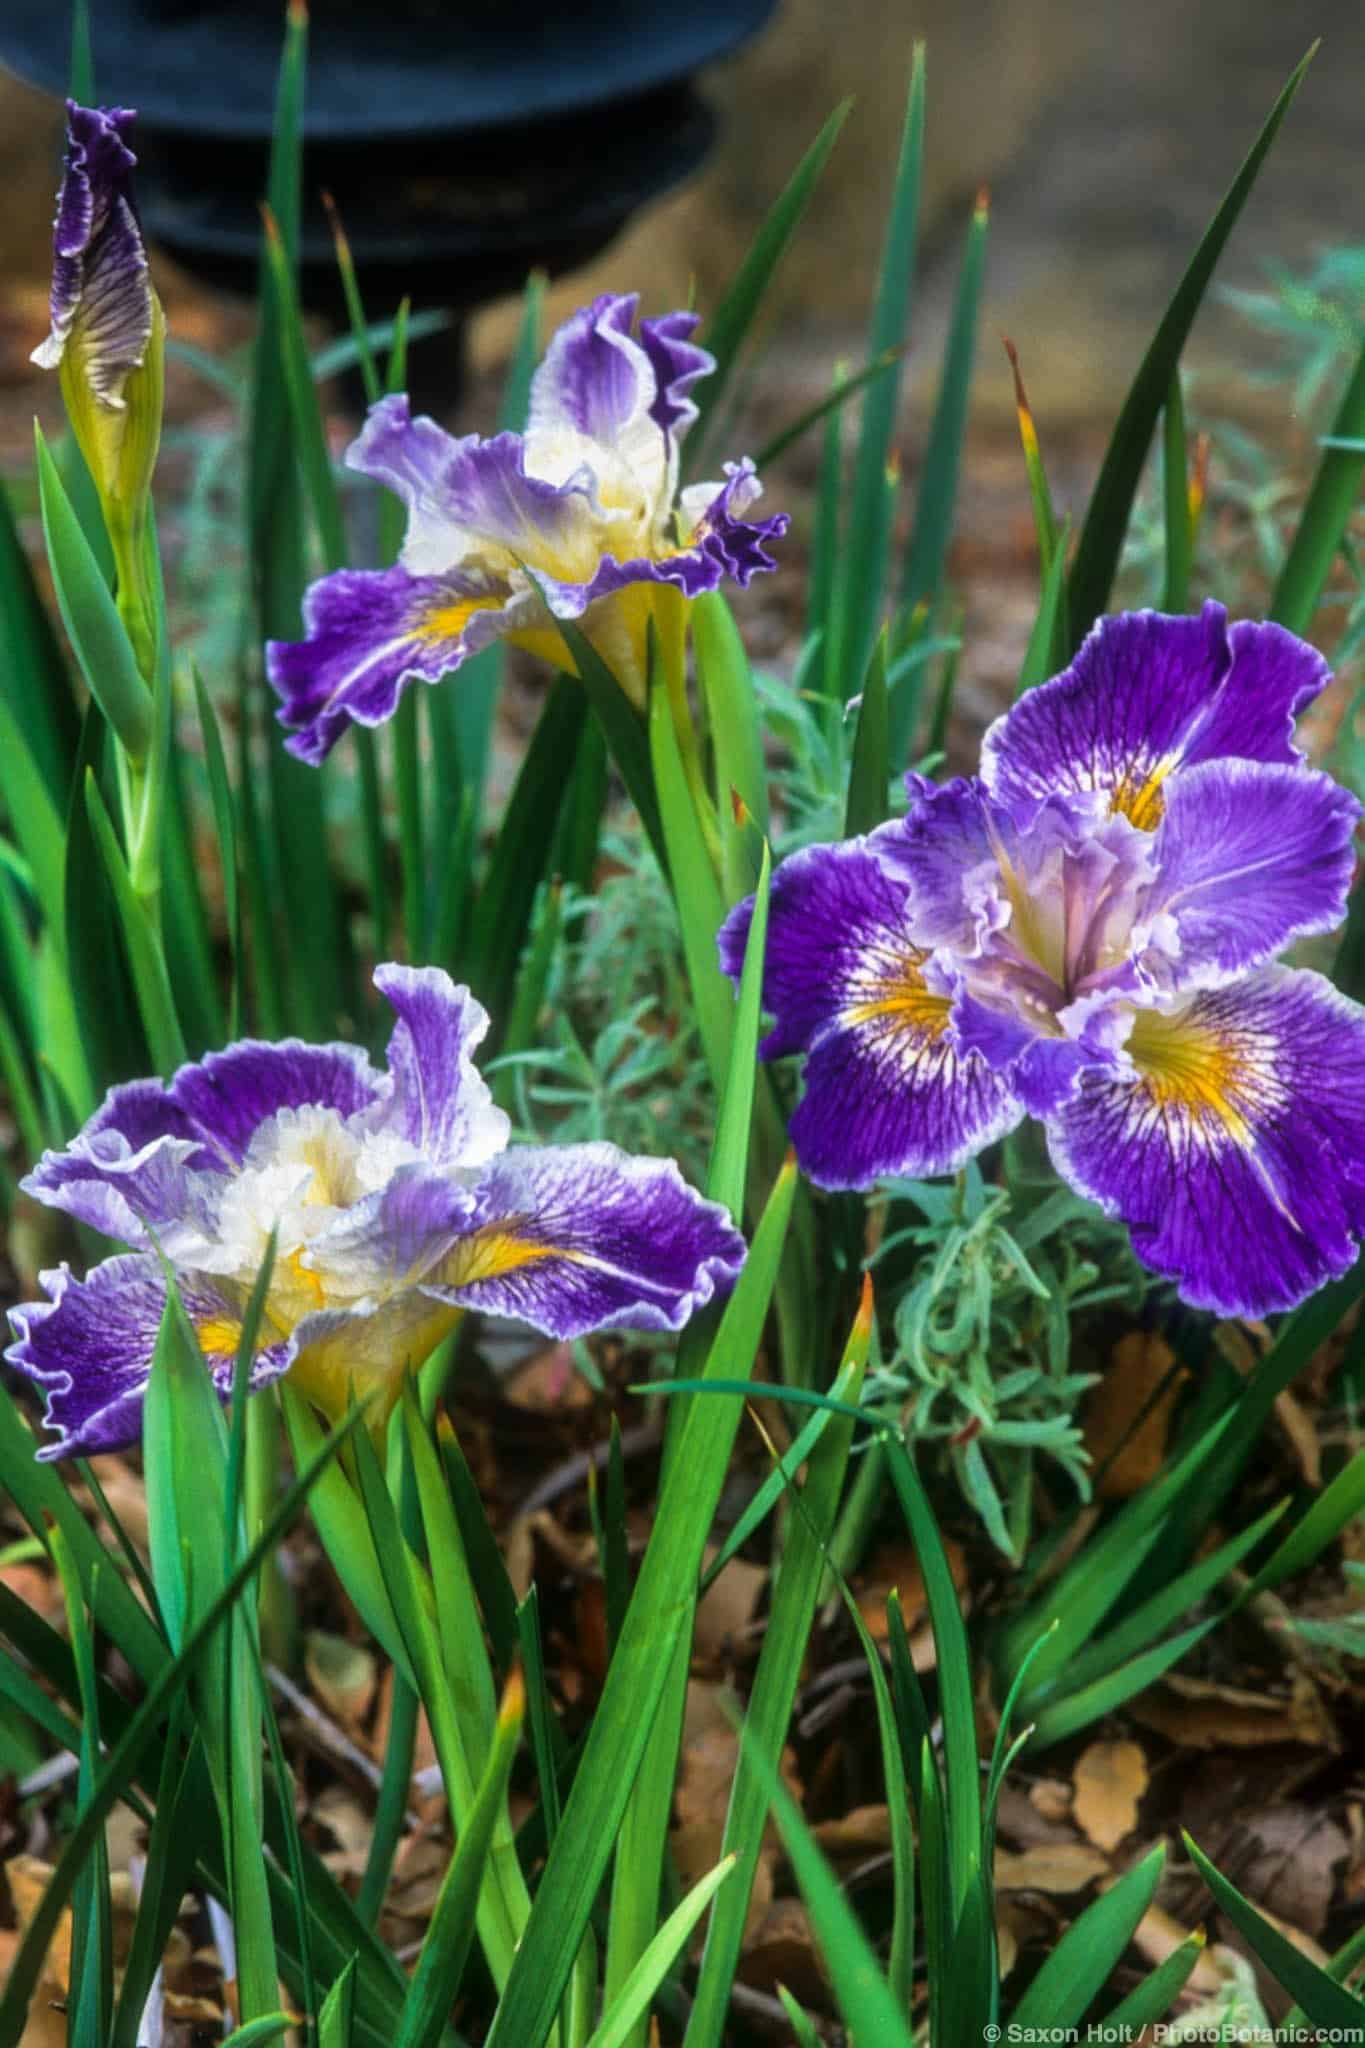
<box><xmin>528</xmin><ymin>293</ymin><xmax>659</xmax><ymax>461</ymax></box>
<box><xmin>371</xmin><ymin>965</ymin><xmax>510</xmax><ymax>1169</ymax></box>
<box><xmin>168</xmin><ymin>1039</ymin><xmax>383</xmax><ymax>1166</ymax></box>
<box><xmin>5</xmin><ymin>1255</ymin><xmax>290</xmax><ymax>1461</ymax></box>
<box><xmin>637</xmin><ymin>308</ymin><xmax>712</xmax><ymax>447</ymax></box>
<box><xmin>1045</xmin><ymin>967</ymin><xmax>1365</xmax><ymax>1316</ymax></box>
<box><xmin>983</xmin><ymin>604</ymin><xmax>1331</xmax><ymax>827</ymax></box>
<box><xmin>434</xmin><ymin>1143</ymin><xmax>745</xmax><ymax>1334</ymax></box>
<box><xmin>267</xmin><ymin>563</ymin><xmax>511</xmax><ymax>765</ymax></box>
<box><xmin>1139</xmin><ymin>758</ymin><xmax>1360</xmax><ymax>992</ymax></box>
<box><xmin>721</xmin><ymin>835</ymin><xmax>1022</xmax><ymax>1188</ymax></box>
<box><xmin>21</xmin><ymin>1078</ymin><xmax>216</xmax><ymax>1244</ymax></box>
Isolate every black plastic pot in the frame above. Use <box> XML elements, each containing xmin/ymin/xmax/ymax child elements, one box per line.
<box><xmin>1</xmin><ymin>0</ymin><xmax>776</xmax><ymax>403</ymax></box>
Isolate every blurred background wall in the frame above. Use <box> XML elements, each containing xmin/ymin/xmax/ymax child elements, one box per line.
<box><xmin>1</xmin><ymin>0</ymin><xmax>1362</xmax><ymax>425</ymax></box>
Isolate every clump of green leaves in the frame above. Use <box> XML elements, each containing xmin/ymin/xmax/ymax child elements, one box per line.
<box><xmin>865</xmin><ymin>1166</ymin><xmax>1148</xmax><ymax>1558</ymax></box>
<box><xmin>494</xmin><ymin>829</ymin><xmax>715</xmax><ymax>1183</ymax></box>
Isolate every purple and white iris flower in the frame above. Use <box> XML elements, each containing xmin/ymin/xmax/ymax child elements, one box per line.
<box><xmin>32</xmin><ymin>102</ymin><xmax>163</xmax><ymax>537</ymax></box>
<box><xmin>267</xmin><ymin>292</ymin><xmax>787</xmax><ymax>763</ymax></box>
<box><xmin>6</xmin><ymin>965</ymin><xmax>744</xmax><ymax>1460</ymax></box>
<box><xmin>720</xmin><ymin>603</ymin><xmax>1365</xmax><ymax>1318</ymax></box>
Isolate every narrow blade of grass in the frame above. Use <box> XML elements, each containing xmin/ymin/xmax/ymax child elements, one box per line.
<box><xmin>1271</xmin><ymin>330</ymin><xmax>1365</xmax><ymax>635</ymax></box>
<box><xmin>828</xmin><ymin>47</ymin><xmax>925</xmax><ymax>703</ymax></box>
<box><xmin>690</xmin><ymin>103</ymin><xmax>852</xmax><ymax>469</ymax></box>
<box><xmin>898</xmin><ymin>186</ymin><xmax>990</xmax><ymax>627</ymax></box>
<box><xmin>1067</xmin><ymin>45</ymin><xmax>1316</xmax><ymax>646</ymax></box>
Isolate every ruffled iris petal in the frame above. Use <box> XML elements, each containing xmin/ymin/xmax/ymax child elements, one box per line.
<box><xmin>1140</xmin><ymin>758</ymin><xmax>1360</xmax><ymax>992</ymax></box>
<box><xmin>6</xmin><ymin>1256</ymin><xmax>290</xmax><ymax>1462</ymax></box>
<box><xmin>371</xmin><ymin>965</ymin><xmax>509</xmax><ymax>1169</ymax></box>
<box><xmin>22</xmin><ymin>1078</ymin><xmax>216</xmax><ymax>1245</ymax></box>
<box><xmin>637</xmin><ymin>308</ymin><xmax>712</xmax><ymax>446</ymax></box>
<box><xmin>266</xmin><ymin>563</ymin><xmax>513</xmax><ymax>767</ymax></box>
<box><xmin>1045</xmin><ymin>968</ymin><xmax>1365</xmax><ymax>1316</ymax></box>
<box><xmin>983</xmin><ymin>602</ymin><xmax>1332</xmax><ymax>823</ymax></box>
<box><xmin>528</xmin><ymin>292</ymin><xmax>662</xmax><ymax>481</ymax></box>
<box><xmin>168</xmin><ymin>1039</ymin><xmax>383</xmax><ymax>1166</ymax></box>
<box><xmin>721</xmin><ymin>835</ymin><xmax>1021</xmax><ymax>1188</ymax></box>
<box><xmin>435</xmin><ymin>1143</ymin><xmax>745</xmax><ymax>1334</ymax></box>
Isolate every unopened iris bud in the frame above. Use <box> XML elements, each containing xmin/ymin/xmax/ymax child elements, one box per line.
<box><xmin>33</xmin><ymin>102</ymin><xmax>164</xmax><ymax>674</ymax></box>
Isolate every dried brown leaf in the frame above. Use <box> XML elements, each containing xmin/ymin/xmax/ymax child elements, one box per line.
<box><xmin>1131</xmin><ymin>1673</ymin><xmax>1338</xmax><ymax>1751</ymax></box>
<box><xmin>695</xmin><ymin>1550</ymin><xmax>767</xmax><ymax>1664</ymax></box>
<box><xmin>1083</xmin><ymin>1332</ymin><xmax>1187</xmax><ymax>1499</ymax></box>
<box><xmin>993</xmin><ymin>1842</ymin><xmax>1110</xmax><ymax>1893</ymax></box>
<box><xmin>1072</xmin><ymin>1739</ymin><xmax>1148</xmax><ymax>1853</ymax></box>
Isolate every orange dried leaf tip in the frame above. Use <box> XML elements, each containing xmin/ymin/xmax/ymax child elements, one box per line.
<box><xmin>974</xmin><ymin>184</ymin><xmax>991</xmax><ymax>217</ymax></box>
<box><xmin>1003</xmin><ymin>336</ymin><xmax>1040</xmax><ymax>459</ymax></box>
<box><xmin>500</xmin><ymin>1661</ymin><xmax>527</xmax><ymax>1725</ymax></box>
<box><xmin>730</xmin><ymin>786</ymin><xmax>752</xmax><ymax>830</ymax></box>
<box><xmin>855</xmin><ymin>1269</ymin><xmax>875</xmax><ymax>1333</ymax></box>
<box><xmin>286</xmin><ymin>0</ymin><xmax>308</xmax><ymax>28</ymax></box>
<box><xmin>1188</xmin><ymin>433</ymin><xmax>1211</xmax><ymax>528</ymax></box>
<box><xmin>321</xmin><ymin>190</ymin><xmax>353</xmax><ymax>261</ymax></box>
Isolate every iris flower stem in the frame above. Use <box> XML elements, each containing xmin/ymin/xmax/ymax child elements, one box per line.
<box><xmin>659</xmin><ymin>616</ymin><xmax>724</xmax><ymax>879</ymax></box>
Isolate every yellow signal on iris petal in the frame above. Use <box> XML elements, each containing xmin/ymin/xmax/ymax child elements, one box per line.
<box><xmin>417</xmin><ymin>593</ymin><xmax>500</xmax><ymax>644</ymax></box>
<box><xmin>1126</xmin><ymin>1006</ymin><xmax>1254</xmax><ymax>1145</ymax></box>
<box><xmin>195</xmin><ymin>1315</ymin><xmax>242</xmax><ymax>1361</ymax></box>
<box><xmin>843</xmin><ymin>954</ymin><xmax>952</xmax><ymax>1038</ymax></box>
<box><xmin>1110</xmin><ymin>759</ymin><xmax>1176</xmax><ymax>831</ymax></box>
<box><xmin>446</xmin><ymin>1226</ymin><xmax>562</xmax><ymax>1284</ymax></box>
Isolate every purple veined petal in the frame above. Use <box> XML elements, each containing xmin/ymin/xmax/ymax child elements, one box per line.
<box><xmin>302</xmin><ymin>1163</ymin><xmax>480</xmax><ymax>1302</ymax></box>
<box><xmin>32</xmin><ymin>103</ymin><xmax>153</xmax><ymax>407</ymax></box>
<box><xmin>949</xmin><ymin>984</ymin><xmax>1127</xmax><ymax>1119</ymax></box>
<box><xmin>982</xmin><ymin>603</ymin><xmax>1331</xmax><ymax>827</ymax></box>
<box><xmin>420</xmin><ymin>430</ymin><xmax>601</xmax><ymax>580</ymax></box>
<box><xmin>431</xmin><ymin>1143</ymin><xmax>745</xmax><ymax>1335</ymax></box>
<box><xmin>893</xmin><ymin>776</ymin><xmax>1010</xmax><ymax>956</ymax></box>
<box><xmin>20</xmin><ymin>1077</ymin><xmax>219</xmax><ymax>1245</ymax></box>
<box><xmin>371</xmin><ymin>965</ymin><xmax>509</xmax><ymax>1169</ymax></box>
<box><xmin>5</xmin><ymin>1256</ymin><xmax>290</xmax><ymax>1461</ymax></box>
<box><xmin>1044</xmin><ymin>966</ymin><xmax>1365</xmax><ymax>1316</ymax></box>
<box><xmin>1140</xmin><ymin>758</ymin><xmax>1361</xmax><ymax>992</ymax></box>
<box><xmin>676</xmin><ymin>461</ymin><xmax>789</xmax><ymax>585</ymax></box>
<box><xmin>637</xmin><ymin>309</ymin><xmax>713</xmax><ymax>448</ymax></box>
<box><xmin>528</xmin><ymin>293</ymin><xmax>653</xmax><ymax>451</ymax></box>
<box><xmin>348</xmin><ymin>395</ymin><xmax>602</xmax><ymax>581</ymax></box>
<box><xmin>266</xmin><ymin>562</ymin><xmax>518</xmax><ymax>765</ymax></box>
<box><xmin>719</xmin><ymin>834</ymin><xmax>1022</xmax><ymax>1188</ymax></box>
<box><xmin>718</xmin><ymin>828</ymin><xmax>915</xmax><ymax>1056</ymax></box>
<box><xmin>168</xmin><ymin>1038</ymin><xmax>384</xmax><ymax>1168</ymax></box>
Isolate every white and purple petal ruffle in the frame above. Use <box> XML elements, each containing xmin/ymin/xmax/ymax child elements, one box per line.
<box><xmin>982</xmin><ymin>602</ymin><xmax>1332</xmax><ymax>823</ymax></box>
<box><xmin>720</xmin><ymin>834</ymin><xmax>1022</xmax><ymax>1187</ymax></box>
<box><xmin>32</xmin><ymin>102</ymin><xmax>154</xmax><ymax>409</ymax></box>
<box><xmin>9</xmin><ymin>1256</ymin><xmax>291</xmax><ymax>1462</ymax></box>
<box><xmin>1045</xmin><ymin>969</ymin><xmax>1365</xmax><ymax>1316</ymax></box>
<box><xmin>436</xmin><ymin>1143</ymin><xmax>745</xmax><ymax>1334</ymax></box>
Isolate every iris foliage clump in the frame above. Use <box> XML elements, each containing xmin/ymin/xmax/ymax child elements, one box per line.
<box><xmin>1</xmin><ymin>20</ymin><xmax>1365</xmax><ymax>2048</ymax></box>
